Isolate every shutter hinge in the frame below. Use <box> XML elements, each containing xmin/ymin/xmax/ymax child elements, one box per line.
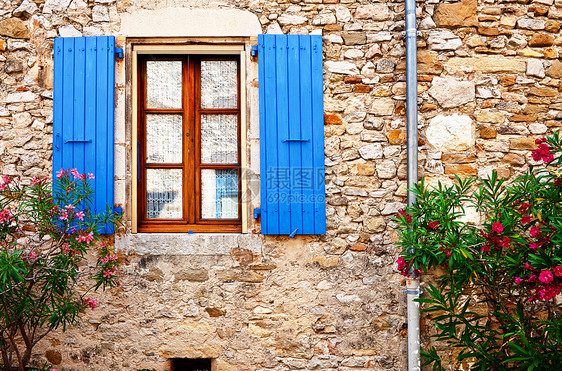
<box><xmin>251</xmin><ymin>45</ymin><xmax>258</xmax><ymax>57</ymax></box>
<box><xmin>115</xmin><ymin>47</ymin><xmax>123</xmax><ymax>59</ymax></box>
<box><xmin>253</xmin><ymin>208</ymin><xmax>261</xmax><ymax>219</ymax></box>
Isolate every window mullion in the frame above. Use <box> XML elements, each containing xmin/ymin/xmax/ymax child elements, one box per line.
<box><xmin>185</xmin><ymin>56</ymin><xmax>196</xmax><ymax>225</ymax></box>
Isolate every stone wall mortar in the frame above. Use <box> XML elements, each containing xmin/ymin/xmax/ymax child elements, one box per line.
<box><xmin>0</xmin><ymin>0</ymin><xmax>561</xmax><ymax>369</ymax></box>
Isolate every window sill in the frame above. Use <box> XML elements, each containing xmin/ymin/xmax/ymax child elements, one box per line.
<box><xmin>115</xmin><ymin>233</ymin><xmax>261</xmax><ymax>256</ymax></box>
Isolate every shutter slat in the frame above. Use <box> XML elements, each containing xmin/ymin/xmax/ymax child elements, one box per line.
<box><xmin>260</xmin><ymin>34</ymin><xmax>280</xmax><ymax>233</ymax></box>
<box><xmin>287</xmin><ymin>36</ymin><xmax>303</xmax><ymax>232</ymax></box>
<box><xmin>258</xmin><ymin>34</ymin><xmax>326</xmax><ymax>235</ymax></box>
<box><xmin>311</xmin><ymin>36</ymin><xmax>326</xmax><ymax>234</ymax></box>
<box><xmin>74</xmin><ymin>37</ymin><xmax>86</xmax><ymax>174</ymax></box>
<box><xmin>298</xmin><ymin>36</ymin><xmax>315</xmax><ymax>234</ymax></box>
<box><xmin>53</xmin><ymin>36</ymin><xmax>116</xmax><ymax>233</ymax></box>
<box><xmin>275</xmin><ymin>35</ymin><xmax>291</xmax><ymax>235</ymax></box>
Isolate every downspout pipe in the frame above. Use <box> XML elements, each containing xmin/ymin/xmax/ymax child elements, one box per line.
<box><xmin>405</xmin><ymin>1</ymin><xmax>420</xmax><ymax>371</ymax></box>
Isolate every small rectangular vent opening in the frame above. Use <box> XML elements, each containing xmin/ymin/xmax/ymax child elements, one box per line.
<box><xmin>170</xmin><ymin>358</ymin><xmax>212</xmax><ymax>371</ymax></box>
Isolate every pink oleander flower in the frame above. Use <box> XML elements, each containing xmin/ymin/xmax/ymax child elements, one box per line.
<box><xmin>2</xmin><ymin>175</ymin><xmax>12</xmax><ymax>184</ymax></box>
<box><xmin>76</xmin><ymin>231</ymin><xmax>94</xmax><ymax>244</ymax></box>
<box><xmin>515</xmin><ymin>277</ymin><xmax>523</xmax><ymax>284</ymax></box>
<box><xmin>100</xmin><ymin>255</ymin><xmax>118</xmax><ymax>264</ymax></box>
<box><xmin>492</xmin><ymin>222</ymin><xmax>503</xmax><ymax>233</ymax></box>
<box><xmin>530</xmin><ymin>225</ymin><xmax>541</xmax><ymax>237</ymax></box>
<box><xmin>539</xmin><ymin>270</ymin><xmax>554</xmax><ymax>284</ymax></box>
<box><xmin>88</xmin><ymin>173</ymin><xmax>95</xmax><ymax>179</ymax></box>
<box><xmin>529</xmin><ymin>242</ymin><xmax>539</xmax><ymax>250</ymax></box>
<box><xmin>481</xmin><ymin>243</ymin><xmax>490</xmax><ymax>253</ymax></box>
<box><xmin>59</xmin><ymin>210</ymin><xmax>69</xmax><ymax>221</ymax></box>
<box><xmin>525</xmin><ymin>263</ymin><xmax>533</xmax><ymax>269</ymax></box>
<box><xmin>553</xmin><ymin>266</ymin><xmax>562</xmax><ymax>277</ymax></box>
<box><xmin>70</xmin><ymin>168</ymin><xmax>80</xmax><ymax>179</ymax></box>
<box><xmin>0</xmin><ymin>208</ymin><xmax>12</xmax><ymax>223</ymax></box>
<box><xmin>62</xmin><ymin>243</ymin><xmax>71</xmax><ymax>254</ymax></box>
<box><xmin>520</xmin><ymin>215</ymin><xmax>531</xmax><ymax>224</ymax></box>
<box><xmin>65</xmin><ymin>204</ymin><xmax>75</xmax><ymax>211</ymax></box>
<box><xmin>528</xmin><ymin>274</ymin><xmax>537</xmax><ymax>283</ymax></box>
<box><xmin>49</xmin><ymin>368</ymin><xmax>57</xmax><ymax>371</ymax></box>
<box><xmin>56</xmin><ymin>169</ymin><xmax>66</xmax><ymax>178</ymax></box>
<box><xmin>75</xmin><ymin>211</ymin><xmax>85</xmax><ymax>221</ymax></box>
<box><xmin>83</xmin><ymin>298</ymin><xmax>98</xmax><ymax>310</ymax></box>
<box><xmin>103</xmin><ymin>268</ymin><xmax>116</xmax><ymax>278</ymax></box>
<box><xmin>31</xmin><ymin>176</ymin><xmax>41</xmax><ymax>186</ymax></box>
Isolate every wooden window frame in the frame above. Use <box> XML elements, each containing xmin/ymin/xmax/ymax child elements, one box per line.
<box><xmin>136</xmin><ymin>54</ymin><xmax>242</xmax><ymax>233</ymax></box>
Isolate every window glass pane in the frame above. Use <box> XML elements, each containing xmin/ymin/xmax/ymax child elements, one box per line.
<box><xmin>201</xmin><ymin>114</ymin><xmax>237</xmax><ymax>164</ymax></box>
<box><xmin>146</xmin><ymin>114</ymin><xmax>182</xmax><ymax>163</ymax></box>
<box><xmin>201</xmin><ymin>169</ymin><xmax>238</xmax><ymax>219</ymax></box>
<box><xmin>146</xmin><ymin>61</ymin><xmax>182</xmax><ymax>109</ymax></box>
<box><xmin>146</xmin><ymin>169</ymin><xmax>182</xmax><ymax>219</ymax></box>
<box><xmin>200</xmin><ymin>60</ymin><xmax>237</xmax><ymax>109</ymax></box>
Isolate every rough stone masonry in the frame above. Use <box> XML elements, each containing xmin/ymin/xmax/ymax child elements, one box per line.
<box><xmin>0</xmin><ymin>0</ymin><xmax>561</xmax><ymax>369</ymax></box>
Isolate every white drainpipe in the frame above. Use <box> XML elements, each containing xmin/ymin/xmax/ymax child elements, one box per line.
<box><xmin>405</xmin><ymin>0</ymin><xmax>421</xmax><ymax>370</ymax></box>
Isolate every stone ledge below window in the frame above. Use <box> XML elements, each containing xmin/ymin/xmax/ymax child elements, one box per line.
<box><xmin>115</xmin><ymin>233</ymin><xmax>262</xmax><ymax>255</ymax></box>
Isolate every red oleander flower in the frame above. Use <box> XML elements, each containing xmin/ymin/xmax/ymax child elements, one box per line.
<box><xmin>530</xmin><ymin>225</ymin><xmax>541</xmax><ymax>237</ymax></box>
<box><xmin>520</xmin><ymin>215</ymin><xmax>531</xmax><ymax>224</ymax></box>
<box><xmin>428</xmin><ymin>221</ymin><xmax>439</xmax><ymax>229</ymax></box>
<box><xmin>539</xmin><ymin>270</ymin><xmax>554</xmax><ymax>284</ymax></box>
<box><xmin>492</xmin><ymin>222</ymin><xmax>503</xmax><ymax>233</ymax></box>
<box><xmin>396</xmin><ymin>210</ymin><xmax>412</xmax><ymax>224</ymax></box>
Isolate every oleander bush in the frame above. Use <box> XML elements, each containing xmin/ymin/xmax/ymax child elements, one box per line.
<box><xmin>0</xmin><ymin>169</ymin><xmax>121</xmax><ymax>371</ymax></box>
<box><xmin>395</xmin><ymin>133</ymin><xmax>562</xmax><ymax>370</ymax></box>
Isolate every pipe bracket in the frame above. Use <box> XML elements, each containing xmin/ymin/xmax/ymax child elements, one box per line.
<box><xmin>404</xmin><ymin>289</ymin><xmax>423</xmax><ymax>295</ymax></box>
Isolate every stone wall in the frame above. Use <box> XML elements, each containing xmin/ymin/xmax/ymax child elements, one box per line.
<box><xmin>0</xmin><ymin>0</ymin><xmax>561</xmax><ymax>370</ymax></box>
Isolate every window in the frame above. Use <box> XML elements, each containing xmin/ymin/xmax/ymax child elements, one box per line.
<box><xmin>136</xmin><ymin>54</ymin><xmax>242</xmax><ymax>233</ymax></box>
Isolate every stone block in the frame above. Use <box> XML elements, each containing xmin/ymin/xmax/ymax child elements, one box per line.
<box><xmin>216</xmin><ymin>269</ymin><xmax>263</xmax><ymax>283</ymax></box>
<box><xmin>426</xmin><ymin>114</ymin><xmax>475</xmax><ymax>152</ymax></box>
<box><xmin>417</xmin><ymin>50</ymin><xmax>443</xmax><ymax>75</ymax></box>
<box><xmin>528</xmin><ymin>33</ymin><xmax>554</xmax><ymax>47</ymax></box>
<box><xmin>0</xmin><ymin>18</ymin><xmax>30</xmax><ymax>39</ymax></box>
<box><xmin>428</xmin><ymin>30</ymin><xmax>462</xmax><ymax>51</ymax></box>
<box><xmin>434</xmin><ymin>0</ymin><xmax>477</xmax><ymax>28</ymax></box>
<box><xmin>325</xmin><ymin>60</ymin><xmax>359</xmax><ymax>75</ymax></box>
<box><xmin>446</xmin><ymin>57</ymin><xmax>526</xmax><ymax>73</ymax></box>
<box><xmin>517</xmin><ymin>18</ymin><xmax>546</xmax><ymax>30</ymax></box>
<box><xmin>174</xmin><ymin>268</ymin><xmax>209</xmax><ymax>282</ymax></box>
<box><xmin>509</xmin><ymin>137</ymin><xmax>538</xmax><ymax>150</ymax></box>
<box><xmin>428</xmin><ymin>77</ymin><xmax>475</xmax><ymax>108</ymax></box>
<box><xmin>342</xmin><ymin>31</ymin><xmax>366</xmax><ymax>45</ymax></box>
<box><xmin>546</xmin><ymin>60</ymin><xmax>562</xmax><ymax>79</ymax></box>
<box><xmin>475</xmin><ymin>110</ymin><xmax>505</xmax><ymax>124</ymax></box>
<box><xmin>529</xmin><ymin>86</ymin><xmax>558</xmax><ymax>97</ymax></box>
<box><xmin>370</xmin><ymin>98</ymin><xmax>394</xmax><ymax>116</ymax></box>
<box><xmin>354</xmin><ymin>4</ymin><xmax>390</xmax><ymax>21</ymax></box>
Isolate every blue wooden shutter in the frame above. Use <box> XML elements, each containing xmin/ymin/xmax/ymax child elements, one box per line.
<box><xmin>258</xmin><ymin>34</ymin><xmax>326</xmax><ymax>235</ymax></box>
<box><xmin>53</xmin><ymin>36</ymin><xmax>116</xmax><ymax>233</ymax></box>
